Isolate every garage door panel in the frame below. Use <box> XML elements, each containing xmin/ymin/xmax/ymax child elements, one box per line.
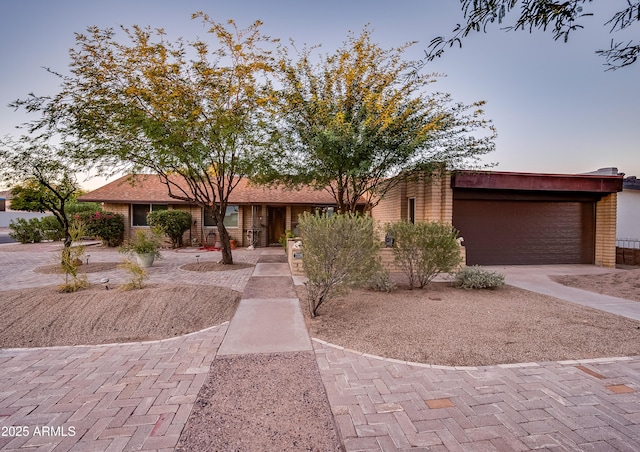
<box><xmin>453</xmin><ymin>200</ymin><xmax>594</xmax><ymax>265</ymax></box>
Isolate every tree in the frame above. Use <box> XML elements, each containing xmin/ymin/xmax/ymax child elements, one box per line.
<box><xmin>13</xmin><ymin>13</ymin><xmax>278</xmax><ymax>264</ymax></box>
<box><xmin>0</xmin><ymin>136</ymin><xmax>82</xmax><ymax>250</ymax></box>
<box><xmin>262</xmin><ymin>26</ymin><xmax>495</xmax><ymax>213</ymax></box>
<box><xmin>427</xmin><ymin>1</ymin><xmax>640</xmax><ymax>70</ymax></box>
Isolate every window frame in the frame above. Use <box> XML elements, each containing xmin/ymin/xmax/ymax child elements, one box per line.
<box><xmin>131</xmin><ymin>203</ymin><xmax>168</xmax><ymax>227</ymax></box>
<box><xmin>203</xmin><ymin>205</ymin><xmax>240</xmax><ymax>228</ymax></box>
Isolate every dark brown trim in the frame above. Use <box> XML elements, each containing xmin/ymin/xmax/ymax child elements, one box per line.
<box><xmin>453</xmin><ymin>170</ymin><xmax>623</xmax><ymax>194</ymax></box>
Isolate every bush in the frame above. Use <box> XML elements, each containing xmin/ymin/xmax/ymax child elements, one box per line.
<box><xmin>76</xmin><ymin>211</ymin><xmax>124</xmax><ymax>246</ymax></box>
<box><xmin>385</xmin><ymin>221</ymin><xmax>462</xmax><ymax>289</ymax></box>
<box><xmin>299</xmin><ymin>212</ymin><xmax>381</xmax><ymax>317</ymax></box>
<box><xmin>454</xmin><ymin>265</ymin><xmax>505</xmax><ymax>289</ymax></box>
<box><xmin>367</xmin><ymin>269</ymin><xmax>397</xmax><ymax>293</ymax></box>
<box><xmin>57</xmin><ymin>221</ymin><xmax>88</xmax><ymax>293</ymax></box>
<box><xmin>118</xmin><ymin>259</ymin><xmax>148</xmax><ymax>290</ymax></box>
<box><xmin>147</xmin><ymin>210</ymin><xmax>192</xmax><ymax>248</ymax></box>
<box><xmin>40</xmin><ymin>215</ymin><xmax>65</xmax><ymax>241</ymax></box>
<box><xmin>9</xmin><ymin>218</ymin><xmax>43</xmax><ymax>243</ymax></box>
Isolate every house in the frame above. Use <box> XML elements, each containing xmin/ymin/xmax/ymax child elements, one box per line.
<box><xmin>617</xmin><ymin>176</ymin><xmax>640</xmax><ymax>243</ymax></box>
<box><xmin>373</xmin><ymin>169</ymin><xmax>623</xmax><ymax>268</ymax></box>
<box><xmin>80</xmin><ymin>168</ymin><xmax>623</xmax><ymax>268</ymax></box>
<box><xmin>78</xmin><ymin>174</ymin><xmax>355</xmax><ymax>248</ymax></box>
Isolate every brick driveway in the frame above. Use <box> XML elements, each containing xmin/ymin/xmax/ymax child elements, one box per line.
<box><xmin>1</xmin><ymin>244</ymin><xmax>639</xmax><ymax>451</ymax></box>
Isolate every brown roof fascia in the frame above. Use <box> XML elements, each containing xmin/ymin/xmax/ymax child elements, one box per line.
<box><xmin>452</xmin><ymin>170</ymin><xmax>623</xmax><ymax>194</ymax></box>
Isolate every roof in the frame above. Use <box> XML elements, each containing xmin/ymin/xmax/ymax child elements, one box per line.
<box><xmin>78</xmin><ymin>174</ymin><xmax>342</xmax><ymax>205</ymax></box>
<box><xmin>452</xmin><ymin>170</ymin><xmax>623</xmax><ymax>194</ymax></box>
<box><xmin>623</xmin><ymin>176</ymin><xmax>640</xmax><ymax>191</ymax></box>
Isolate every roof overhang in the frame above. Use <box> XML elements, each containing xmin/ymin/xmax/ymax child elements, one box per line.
<box><xmin>452</xmin><ymin>170</ymin><xmax>623</xmax><ymax>194</ymax></box>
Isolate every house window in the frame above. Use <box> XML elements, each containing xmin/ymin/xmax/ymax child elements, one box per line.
<box><xmin>131</xmin><ymin>204</ymin><xmax>168</xmax><ymax>226</ymax></box>
<box><xmin>314</xmin><ymin>206</ymin><xmax>335</xmax><ymax>217</ymax></box>
<box><xmin>204</xmin><ymin>205</ymin><xmax>239</xmax><ymax>228</ymax></box>
<box><xmin>408</xmin><ymin>198</ymin><xmax>416</xmax><ymax>224</ymax></box>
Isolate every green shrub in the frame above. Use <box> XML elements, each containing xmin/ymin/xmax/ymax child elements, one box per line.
<box><xmin>367</xmin><ymin>269</ymin><xmax>397</xmax><ymax>293</ymax></box>
<box><xmin>147</xmin><ymin>210</ymin><xmax>192</xmax><ymax>248</ymax></box>
<box><xmin>118</xmin><ymin>259</ymin><xmax>148</xmax><ymax>290</ymax></box>
<box><xmin>278</xmin><ymin>230</ymin><xmax>296</xmax><ymax>248</ymax></box>
<box><xmin>40</xmin><ymin>215</ymin><xmax>65</xmax><ymax>241</ymax></box>
<box><xmin>385</xmin><ymin>221</ymin><xmax>462</xmax><ymax>289</ymax></box>
<box><xmin>9</xmin><ymin>218</ymin><xmax>43</xmax><ymax>243</ymax></box>
<box><xmin>76</xmin><ymin>211</ymin><xmax>124</xmax><ymax>246</ymax></box>
<box><xmin>57</xmin><ymin>221</ymin><xmax>88</xmax><ymax>293</ymax></box>
<box><xmin>454</xmin><ymin>265</ymin><xmax>505</xmax><ymax>289</ymax></box>
<box><xmin>299</xmin><ymin>212</ymin><xmax>381</xmax><ymax>317</ymax></box>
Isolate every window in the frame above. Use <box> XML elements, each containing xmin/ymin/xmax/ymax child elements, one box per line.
<box><xmin>204</xmin><ymin>205</ymin><xmax>239</xmax><ymax>228</ymax></box>
<box><xmin>408</xmin><ymin>198</ymin><xmax>416</xmax><ymax>224</ymax></box>
<box><xmin>131</xmin><ymin>204</ymin><xmax>168</xmax><ymax>226</ymax></box>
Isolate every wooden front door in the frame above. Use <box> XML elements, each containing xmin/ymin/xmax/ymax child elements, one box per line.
<box><xmin>268</xmin><ymin>207</ymin><xmax>286</xmax><ymax>246</ymax></box>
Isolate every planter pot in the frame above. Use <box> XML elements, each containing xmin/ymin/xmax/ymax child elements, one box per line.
<box><xmin>230</xmin><ymin>239</ymin><xmax>237</xmax><ymax>250</ymax></box>
<box><xmin>136</xmin><ymin>252</ymin><xmax>155</xmax><ymax>268</ymax></box>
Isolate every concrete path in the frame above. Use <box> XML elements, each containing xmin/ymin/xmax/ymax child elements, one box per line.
<box><xmin>488</xmin><ymin>264</ymin><xmax>640</xmax><ymax>321</ymax></box>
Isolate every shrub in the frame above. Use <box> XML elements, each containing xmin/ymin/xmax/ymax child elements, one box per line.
<box><xmin>147</xmin><ymin>210</ymin><xmax>192</xmax><ymax>248</ymax></box>
<box><xmin>77</xmin><ymin>211</ymin><xmax>125</xmax><ymax>246</ymax></box>
<box><xmin>118</xmin><ymin>259</ymin><xmax>148</xmax><ymax>290</ymax></box>
<box><xmin>9</xmin><ymin>218</ymin><xmax>43</xmax><ymax>243</ymax></box>
<box><xmin>367</xmin><ymin>268</ymin><xmax>397</xmax><ymax>293</ymax></box>
<box><xmin>299</xmin><ymin>212</ymin><xmax>381</xmax><ymax>317</ymax></box>
<box><xmin>40</xmin><ymin>215</ymin><xmax>65</xmax><ymax>241</ymax></box>
<box><xmin>278</xmin><ymin>230</ymin><xmax>296</xmax><ymax>248</ymax></box>
<box><xmin>454</xmin><ymin>265</ymin><xmax>505</xmax><ymax>289</ymax></box>
<box><xmin>385</xmin><ymin>221</ymin><xmax>462</xmax><ymax>289</ymax></box>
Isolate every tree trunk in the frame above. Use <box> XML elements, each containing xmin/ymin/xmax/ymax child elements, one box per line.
<box><xmin>215</xmin><ymin>215</ymin><xmax>234</xmax><ymax>265</ymax></box>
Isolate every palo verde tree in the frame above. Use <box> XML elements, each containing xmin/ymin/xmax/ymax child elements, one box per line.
<box><xmin>262</xmin><ymin>26</ymin><xmax>496</xmax><ymax>213</ymax></box>
<box><xmin>427</xmin><ymin>1</ymin><xmax>640</xmax><ymax>70</ymax></box>
<box><xmin>0</xmin><ymin>136</ymin><xmax>82</xmax><ymax>250</ymax></box>
<box><xmin>13</xmin><ymin>13</ymin><xmax>278</xmax><ymax>264</ymax></box>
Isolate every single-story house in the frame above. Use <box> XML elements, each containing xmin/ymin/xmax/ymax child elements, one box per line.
<box><xmin>78</xmin><ymin>174</ymin><xmax>358</xmax><ymax>248</ymax></box>
<box><xmin>80</xmin><ymin>168</ymin><xmax>623</xmax><ymax>267</ymax></box>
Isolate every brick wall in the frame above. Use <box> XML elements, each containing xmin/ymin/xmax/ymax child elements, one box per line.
<box><xmin>595</xmin><ymin>193</ymin><xmax>617</xmax><ymax>268</ymax></box>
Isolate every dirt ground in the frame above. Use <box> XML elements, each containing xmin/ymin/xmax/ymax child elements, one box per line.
<box><xmin>299</xmin><ymin>271</ymin><xmax>640</xmax><ymax>367</ymax></box>
<box><xmin>551</xmin><ymin>267</ymin><xmax>640</xmax><ymax>302</ymax></box>
<box><xmin>0</xmin><ymin>283</ymin><xmax>240</xmax><ymax>348</ymax></box>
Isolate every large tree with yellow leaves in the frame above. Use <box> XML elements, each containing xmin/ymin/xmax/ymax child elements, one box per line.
<box><xmin>14</xmin><ymin>13</ymin><xmax>278</xmax><ymax>264</ymax></box>
<box><xmin>261</xmin><ymin>26</ymin><xmax>496</xmax><ymax>214</ymax></box>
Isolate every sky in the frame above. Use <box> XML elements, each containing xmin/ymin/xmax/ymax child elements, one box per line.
<box><xmin>0</xmin><ymin>0</ymin><xmax>637</xmax><ymax>191</ymax></box>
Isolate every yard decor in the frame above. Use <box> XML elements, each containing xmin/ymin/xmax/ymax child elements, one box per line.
<box><xmin>299</xmin><ymin>212</ymin><xmax>381</xmax><ymax>317</ymax></box>
<box><xmin>385</xmin><ymin>221</ymin><xmax>462</xmax><ymax>289</ymax></box>
<box><xmin>120</xmin><ymin>230</ymin><xmax>162</xmax><ymax>268</ymax></box>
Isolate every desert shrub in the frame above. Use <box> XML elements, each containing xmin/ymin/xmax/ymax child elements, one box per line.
<box><xmin>77</xmin><ymin>211</ymin><xmax>125</xmax><ymax>246</ymax></box>
<box><xmin>367</xmin><ymin>268</ymin><xmax>397</xmax><ymax>293</ymax></box>
<box><xmin>299</xmin><ymin>212</ymin><xmax>381</xmax><ymax>317</ymax></box>
<box><xmin>455</xmin><ymin>265</ymin><xmax>505</xmax><ymax>289</ymax></box>
<box><xmin>118</xmin><ymin>259</ymin><xmax>148</xmax><ymax>290</ymax></box>
<box><xmin>9</xmin><ymin>218</ymin><xmax>43</xmax><ymax>243</ymax></box>
<box><xmin>57</xmin><ymin>221</ymin><xmax>88</xmax><ymax>293</ymax></box>
<box><xmin>147</xmin><ymin>210</ymin><xmax>192</xmax><ymax>248</ymax></box>
<box><xmin>40</xmin><ymin>215</ymin><xmax>65</xmax><ymax>241</ymax></box>
<box><xmin>278</xmin><ymin>230</ymin><xmax>296</xmax><ymax>248</ymax></box>
<box><xmin>385</xmin><ymin>221</ymin><xmax>462</xmax><ymax>289</ymax></box>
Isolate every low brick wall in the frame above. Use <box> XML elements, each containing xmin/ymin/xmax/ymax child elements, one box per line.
<box><xmin>286</xmin><ymin>238</ymin><xmax>305</xmax><ymax>276</ymax></box>
<box><xmin>616</xmin><ymin>247</ymin><xmax>640</xmax><ymax>266</ymax></box>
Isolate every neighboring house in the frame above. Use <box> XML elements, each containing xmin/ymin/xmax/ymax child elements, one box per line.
<box><xmin>0</xmin><ymin>189</ymin><xmax>49</xmax><ymax>228</ymax></box>
<box><xmin>617</xmin><ymin>176</ymin><xmax>640</xmax><ymax>244</ymax></box>
<box><xmin>78</xmin><ymin>174</ymin><xmax>357</xmax><ymax>248</ymax></box>
<box><xmin>80</xmin><ymin>169</ymin><xmax>623</xmax><ymax>268</ymax></box>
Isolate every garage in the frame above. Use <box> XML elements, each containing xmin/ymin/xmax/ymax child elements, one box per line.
<box><xmin>452</xmin><ymin>171</ymin><xmax>622</xmax><ymax>266</ymax></box>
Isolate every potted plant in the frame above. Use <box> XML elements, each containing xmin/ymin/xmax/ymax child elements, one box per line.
<box><xmin>120</xmin><ymin>230</ymin><xmax>162</xmax><ymax>267</ymax></box>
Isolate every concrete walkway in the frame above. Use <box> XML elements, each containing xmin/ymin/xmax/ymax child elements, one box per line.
<box><xmin>488</xmin><ymin>264</ymin><xmax>640</xmax><ymax>321</ymax></box>
<box><xmin>0</xmin><ymin>247</ymin><xmax>639</xmax><ymax>451</ymax></box>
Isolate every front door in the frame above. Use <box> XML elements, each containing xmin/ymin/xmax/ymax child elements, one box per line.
<box><xmin>268</xmin><ymin>207</ymin><xmax>286</xmax><ymax>246</ymax></box>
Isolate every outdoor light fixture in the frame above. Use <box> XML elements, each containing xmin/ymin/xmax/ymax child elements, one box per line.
<box><xmin>100</xmin><ymin>278</ymin><xmax>109</xmax><ymax>290</ymax></box>
<box><xmin>195</xmin><ymin>254</ymin><xmax>200</xmax><ymax>264</ymax></box>
<box><xmin>85</xmin><ymin>254</ymin><xmax>91</xmax><ymax>265</ymax></box>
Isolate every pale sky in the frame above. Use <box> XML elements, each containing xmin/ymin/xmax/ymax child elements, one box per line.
<box><xmin>0</xmin><ymin>0</ymin><xmax>637</xmax><ymax>190</ymax></box>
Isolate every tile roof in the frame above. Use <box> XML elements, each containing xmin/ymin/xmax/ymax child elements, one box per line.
<box><xmin>78</xmin><ymin>174</ymin><xmax>344</xmax><ymax>205</ymax></box>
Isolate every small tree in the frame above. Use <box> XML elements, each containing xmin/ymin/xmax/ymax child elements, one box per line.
<box><xmin>386</xmin><ymin>221</ymin><xmax>462</xmax><ymax>289</ymax></box>
<box><xmin>299</xmin><ymin>212</ymin><xmax>381</xmax><ymax>317</ymax></box>
<box><xmin>147</xmin><ymin>210</ymin><xmax>192</xmax><ymax>248</ymax></box>
<box><xmin>58</xmin><ymin>221</ymin><xmax>88</xmax><ymax>293</ymax></box>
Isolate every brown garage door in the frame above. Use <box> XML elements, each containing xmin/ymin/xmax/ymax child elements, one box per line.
<box><xmin>453</xmin><ymin>200</ymin><xmax>595</xmax><ymax>265</ymax></box>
